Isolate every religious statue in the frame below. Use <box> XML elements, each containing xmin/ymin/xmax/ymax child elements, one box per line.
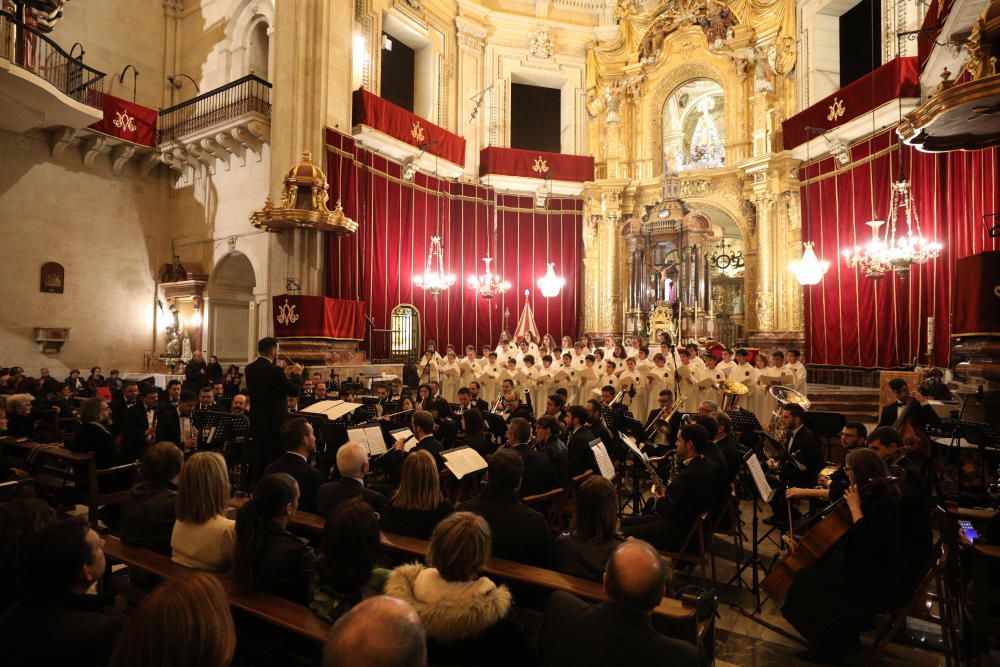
<box><xmin>25</xmin><ymin>0</ymin><xmax>70</xmax><ymax>32</ymax></box>
<box><xmin>160</xmin><ymin>255</ymin><xmax>187</xmax><ymax>282</ymax></box>
<box><xmin>181</xmin><ymin>332</ymin><xmax>193</xmax><ymax>360</ymax></box>
<box><xmin>164</xmin><ymin>325</ymin><xmax>181</xmax><ymax>357</ymax></box>
<box><xmin>605</xmin><ymin>83</ymin><xmax>623</xmax><ymax>123</ymax></box>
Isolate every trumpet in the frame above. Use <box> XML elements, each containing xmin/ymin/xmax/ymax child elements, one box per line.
<box><xmin>491</xmin><ymin>392</ymin><xmax>504</xmax><ymax>414</ymax></box>
<box><xmin>644</xmin><ymin>395</ymin><xmax>686</xmax><ymax>438</ymax></box>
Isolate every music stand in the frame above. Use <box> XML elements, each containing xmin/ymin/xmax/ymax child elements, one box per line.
<box><xmin>726</xmin><ymin>451</ymin><xmax>774</xmax><ymax>613</ymax></box>
<box><xmin>191</xmin><ymin>410</ymin><xmax>250</xmax><ymax>490</ymax></box>
<box><xmin>482</xmin><ymin>411</ymin><xmax>508</xmax><ymax>443</ymax></box>
<box><xmin>952</xmin><ymin>420</ymin><xmax>1000</xmax><ymax>498</ymax></box>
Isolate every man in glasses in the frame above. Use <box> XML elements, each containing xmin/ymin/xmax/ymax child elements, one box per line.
<box><xmin>784</xmin><ymin>422</ymin><xmax>867</xmax><ymax>504</ymax></box>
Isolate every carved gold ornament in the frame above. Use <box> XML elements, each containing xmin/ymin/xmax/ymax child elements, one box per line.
<box><xmin>410</xmin><ymin>121</ymin><xmax>426</xmax><ymax>143</ymax></box>
<box><xmin>532</xmin><ymin>157</ymin><xmax>550</xmax><ymax>174</ymax></box>
<box><xmin>112</xmin><ymin>110</ymin><xmax>137</xmax><ymax>133</ymax></box>
<box><xmin>827</xmin><ymin>97</ymin><xmax>846</xmax><ymax>122</ymax></box>
<box><xmin>250</xmin><ymin>150</ymin><xmax>357</xmax><ymax>236</ymax></box>
<box><xmin>276</xmin><ymin>299</ymin><xmax>300</xmax><ymax>325</ymax></box>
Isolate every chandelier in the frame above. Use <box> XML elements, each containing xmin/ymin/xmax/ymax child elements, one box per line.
<box><xmin>843</xmin><ymin>178</ymin><xmax>942</xmax><ymax>279</ymax></box>
<box><xmin>468</xmin><ymin>256</ymin><xmax>510</xmax><ymax>299</ymax></box>
<box><xmin>708</xmin><ymin>238</ymin><xmax>745</xmax><ymax>277</ymax></box>
<box><xmin>413</xmin><ymin>235</ymin><xmax>456</xmax><ymax>295</ymax></box>
<box><xmin>790</xmin><ymin>242</ymin><xmax>830</xmax><ymax>285</ymax></box>
<box><xmin>536</xmin><ymin>262</ymin><xmax>566</xmax><ymax>298</ymax></box>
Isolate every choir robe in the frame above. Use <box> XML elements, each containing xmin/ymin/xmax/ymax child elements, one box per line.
<box><xmin>676</xmin><ymin>364</ymin><xmax>708</xmax><ymax>406</ymax></box>
<box><xmin>716</xmin><ymin>360</ymin><xmax>736</xmax><ymax>378</ymax></box>
<box><xmin>752</xmin><ymin>365</ymin><xmax>792</xmax><ymax>427</ymax></box>
<box><xmin>418</xmin><ymin>356</ymin><xmax>440</xmax><ymax>384</ymax></box>
<box><xmin>704</xmin><ymin>367</ymin><xmax>728</xmax><ymax>407</ymax></box>
<box><xmin>787</xmin><ymin>361</ymin><xmax>808</xmax><ymax>395</ymax></box>
<box><xmin>645</xmin><ymin>364</ymin><xmax>671</xmax><ymax>417</ymax></box>
<box><xmin>514</xmin><ymin>365</ymin><xmax>540</xmax><ymax>413</ymax></box>
<box><xmin>595</xmin><ymin>371</ymin><xmax>619</xmax><ymax>397</ymax></box>
<box><xmin>577</xmin><ymin>366</ymin><xmax>599</xmax><ymax>406</ymax></box>
<box><xmin>477</xmin><ymin>364</ymin><xmax>502</xmax><ymax>404</ymax></box>
<box><xmin>571</xmin><ymin>352</ymin><xmax>588</xmax><ymax>371</ymax></box>
<box><xmin>617</xmin><ymin>369</ymin><xmax>643</xmax><ymax>414</ymax></box>
<box><xmin>634</xmin><ymin>358</ymin><xmax>654</xmax><ymax>416</ymax></box>
<box><xmin>689</xmin><ymin>355</ymin><xmax>707</xmax><ymax>374</ymax></box>
<box><xmin>438</xmin><ymin>358</ymin><xmax>461</xmax><ymax>402</ymax></box>
<box><xmin>553</xmin><ymin>365</ymin><xmax>579</xmax><ymax>406</ymax></box>
<box><xmin>535</xmin><ymin>366</ymin><xmax>555</xmax><ymax>418</ymax></box>
<box><xmin>459</xmin><ymin>356</ymin><xmax>479</xmax><ymax>389</ymax></box>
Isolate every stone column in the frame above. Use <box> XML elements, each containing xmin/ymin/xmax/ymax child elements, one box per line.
<box><xmin>455</xmin><ymin>16</ymin><xmax>489</xmax><ymax>173</ymax></box>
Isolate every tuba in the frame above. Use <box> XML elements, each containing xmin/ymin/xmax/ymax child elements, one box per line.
<box><xmin>766</xmin><ymin>385</ymin><xmax>811</xmax><ymax>443</ymax></box>
<box><xmin>717</xmin><ymin>379</ymin><xmax>750</xmax><ymax>412</ymax></box>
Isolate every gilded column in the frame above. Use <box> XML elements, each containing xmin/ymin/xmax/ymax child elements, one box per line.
<box><xmin>752</xmin><ymin>192</ymin><xmax>776</xmax><ymax>332</ymax></box>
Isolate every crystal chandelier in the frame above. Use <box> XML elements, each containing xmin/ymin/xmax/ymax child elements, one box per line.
<box><xmin>708</xmin><ymin>238</ymin><xmax>745</xmax><ymax>277</ymax></box>
<box><xmin>413</xmin><ymin>235</ymin><xmax>456</xmax><ymax>295</ymax></box>
<box><xmin>536</xmin><ymin>262</ymin><xmax>565</xmax><ymax>298</ymax></box>
<box><xmin>468</xmin><ymin>256</ymin><xmax>510</xmax><ymax>299</ymax></box>
<box><xmin>790</xmin><ymin>242</ymin><xmax>830</xmax><ymax>285</ymax></box>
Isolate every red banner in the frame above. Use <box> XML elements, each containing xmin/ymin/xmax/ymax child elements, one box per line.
<box><xmin>782</xmin><ymin>58</ymin><xmax>920</xmax><ymax>150</ymax></box>
<box><xmin>89</xmin><ymin>93</ymin><xmax>157</xmax><ymax>147</ymax></box>
<box><xmin>272</xmin><ymin>294</ymin><xmax>366</xmax><ymax>340</ymax></box>
<box><xmin>352</xmin><ymin>87</ymin><xmax>465</xmax><ymax>166</ymax></box>
<box><xmin>480</xmin><ymin>146</ymin><xmax>594</xmax><ymax>182</ymax></box>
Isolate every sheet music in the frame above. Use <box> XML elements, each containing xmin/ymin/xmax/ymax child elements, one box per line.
<box><xmin>744</xmin><ymin>453</ymin><xmax>775</xmax><ymax>502</ymax></box>
<box><xmin>364</xmin><ymin>425</ymin><xmax>387</xmax><ymax>456</ymax></box>
<box><xmin>300</xmin><ymin>399</ymin><xmax>344</xmax><ymax>415</ymax></box>
<box><xmin>619</xmin><ymin>433</ymin><xmax>649</xmax><ymax>464</ymax></box>
<box><xmin>390</xmin><ymin>427</ymin><xmax>417</xmax><ymax>452</ymax></box>
<box><xmin>441</xmin><ymin>446</ymin><xmax>488</xmax><ymax>479</ymax></box>
<box><xmin>589</xmin><ymin>438</ymin><xmax>616</xmax><ymax>480</ymax></box>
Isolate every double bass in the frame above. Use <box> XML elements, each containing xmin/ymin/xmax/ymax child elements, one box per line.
<box><xmin>892</xmin><ymin>397</ymin><xmax>932</xmax><ymax>466</ymax></box>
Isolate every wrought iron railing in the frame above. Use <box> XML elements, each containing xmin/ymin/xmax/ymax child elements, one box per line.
<box><xmin>0</xmin><ymin>10</ymin><xmax>105</xmax><ymax>108</ymax></box>
<box><xmin>157</xmin><ymin>74</ymin><xmax>271</xmax><ymax>143</ymax></box>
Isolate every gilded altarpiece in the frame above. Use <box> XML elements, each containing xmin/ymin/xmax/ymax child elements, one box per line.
<box><xmin>583</xmin><ymin>0</ymin><xmax>804</xmax><ymax>348</ymax></box>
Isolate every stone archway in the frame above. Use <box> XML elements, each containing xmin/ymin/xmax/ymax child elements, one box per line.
<box><xmin>206</xmin><ymin>251</ymin><xmax>257</xmax><ymax>363</ymax></box>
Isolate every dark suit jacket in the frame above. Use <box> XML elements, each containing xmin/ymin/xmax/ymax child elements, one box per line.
<box><xmin>263</xmin><ymin>452</ymin><xmax>325</xmax><ymax>513</ymax></box>
<box><xmin>538</xmin><ymin>591</ymin><xmax>699</xmax><ymax>667</ymax></box>
<box><xmin>379</xmin><ymin>435</ymin><xmax>444</xmax><ymax>482</ymax></box>
<box><xmin>567</xmin><ymin>426</ymin><xmax>599</xmax><ymax>478</ymax></box>
<box><xmin>458</xmin><ymin>487</ymin><xmax>550</xmax><ymax>566</ymax></box>
<box><xmin>877</xmin><ymin>399</ymin><xmax>942</xmax><ymax>431</ymax></box>
<box><xmin>784</xmin><ymin>425</ymin><xmax>823</xmax><ymax>489</ymax></box>
<box><xmin>124</xmin><ymin>402</ymin><xmax>157</xmax><ymax>458</ymax></box>
<box><xmin>653</xmin><ymin>455</ymin><xmax>720</xmax><ymax>551</ymax></box>
<box><xmin>715</xmin><ymin>435</ymin><xmax>743</xmax><ymax>484</ymax></box>
<box><xmin>247</xmin><ymin>521</ymin><xmax>317</xmax><ymax>604</ymax></box>
<box><xmin>473</xmin><ymin>398</ymin><xmax>489</xmax><ymax>412</ymax></box>
<box><xmin>68</xmin><ymin>422</ymin><xmax>123</xmax><ymax>468</ymax></box>
<box><xmin>511</xmin><ymin>442</ymin><xmax>558</xmax><ymax>497</ymax></box>
<box><xmin>109</xmin><ymin>400</ymin><xmax>136</xmax><ymax>437</ymax></box>
<box><xmin>316</xmin><ymin>477</ymin><xmax>388</xmax><ymax>517</ymax></box>
<box><xmin>120</xmin><ymin>482</ymin><xmax>177</xmax><ymax>555</ymax></box>
<box><xmin>154</xmin><ymin>406</ymin><xmax>183</xmax><ymax>445</ymax></box>
<box><xmin>183</xmin><ymin>359</ymin><xmax>208</xmax><ymax>391</ymax></box>
<box><xmin>245</xmin><ymin>357</ymin><xmax>299</xmax><ymax>455</ymax></box>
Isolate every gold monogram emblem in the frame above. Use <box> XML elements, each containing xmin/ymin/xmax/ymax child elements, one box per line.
<box><xmin>113</xmin><ymin>110</ymin><xmax>137</xmax><ymax>133</ymax></box>
<box><xmin>827</xmin><ymin>97</ymin><xmax>846</xmax><ymax>122</ymax></box>
<box><xmin>275</xmin><ymin>299</ymin><xmax>300</xmax><ymax>325</ymax></box>
<box><xmin>410</xmin><ymin>121</ymin><xmax>426</xmax><ymax>143</ymax></box>
<box><xmin>532</xmin><ymin>157</ymin><xmax>550</xmax><ymax>174</ymax></box>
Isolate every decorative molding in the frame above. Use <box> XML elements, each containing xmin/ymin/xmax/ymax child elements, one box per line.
<box><xmin>159</xmin><ymin>111</ymin><xmax>270</xmax><ymax>180</ymax></box>
<box><xmin>455</xmin><ymin>15</ymin><xmax>488</xmax><ymax>50</ymax></box>
<box><xmin>48</xmin><ymin>126</ymin><xmax>159</xmax><ymax>176</ymax></box>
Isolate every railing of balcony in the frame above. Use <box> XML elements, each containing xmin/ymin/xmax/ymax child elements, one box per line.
<box><xmin>0</xmin><ymin>10</ymin><xmax>105</xmax><ymax>108</ymax></box>
<box><xmin>157</xmin><ymin>74</ymin><xmax>271</xmax><ymax>143</ymax></box>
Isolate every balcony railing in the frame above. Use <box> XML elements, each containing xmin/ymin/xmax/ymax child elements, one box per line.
<box><xmin>158</xmin><ymin>74</ymin><xmax>271</xmax><ymax>143</ymax></box>
<box><xmin>0</xmin><ymin>10</ymin><xmax>105</xmax><ymax>108</ymax></box>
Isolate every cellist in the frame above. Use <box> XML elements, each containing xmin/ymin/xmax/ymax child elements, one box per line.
<box><xmin>877</xmin><ymin>378</ymin><xmax>941</xmax><ymax>432</ymax></box>
<box><xmin>781</xmin><ymin>448</ymin><xmax>902</xmax><ymax>664</ymax></box>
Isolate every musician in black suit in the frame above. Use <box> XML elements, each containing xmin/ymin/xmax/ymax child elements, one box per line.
<box><xmin>643</xmin><ymin>389</ymin><xmax>682</xmax><ymax>454</ymax></box>
<box><xmin>379</xmin><ymin>410</ymin><xmax>444</xmax><ymax>484</ymax></box>
<box><xmin>245</xmin><ymin>337</ymin><xmax>303</xmax><ymax>481</ymax></box>
<box><xmin>501</xmin><ymin>392</ymin><xmax>534</xmax><ymax>423</ymax></box>
<box><xmin>538</xmin><ymin>540</ymin><xmax>700</xmax><ymax>667</ymax></box>
<box><xmin>468</xmin><ymin>381</ymin><xmax>490</xmax><ymax>412</ymax></box>
<box><xmin>712</xmin><ymin>411</ymin><xmax>744</xmax><ymax>485</ymax></box>
<box><xmin>429</xmin><ymin>397</ymin><xmax>458</xmax><ymax>450</ymax></box>
<box><xmin>123</xmin><ymin>385</ymin><xmax>160</xmax><ymax>460</ymax></box>
<box><xmin>765</xmin><ymin>403</ymin><xmax>823</xmax><ymax>528</ymax></box>
<box><xmin>183</xmin><ymin>350</ymin><xmax>209</xmax><ymax>393</ymax></box>
<box><xmin>877</xmin><ymin>378</ymin><xmax>942</xmax><ymax>432</ymax></box>
<box><xmin>154</xmin><ymin>391</ymin><xmax>198</xmax><ymax>449</ymax></box>
<box><xmin>263</xmin><ymin>417</ymin><xmax>324</xmax><ymax>514</ymax></box>
<box><xmin>316</xmin><ymin>441</ymin><xmax>389</xmax><ymax>516</ymax></box>
<box><xmin>586</xmin><ymin>398</ymin><xmax>620</xmax><ymax>459</ymax></box>
<box><xmin>507</xmin><ymin>417</ymin><xmax>557</xmax><ymax>497</ymax></box>
<box><xmin>622</xmin><ymin>423</ymin><xmax>720</xmax><ymax>551</ymax></box>
<box><xmin>109</xmin><ymin>381</ymin><xmax>140</xmax><ymax>439</ymax></box>
<box><xmin>564</xmin><ymin>406</ymin><xmax>599</xmax><ymax>478</ymax></box>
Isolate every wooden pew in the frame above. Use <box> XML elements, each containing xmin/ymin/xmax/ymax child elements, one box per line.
<box><xmin>101</xmin><ymin>535</ymin><xmax>330</xmax><ymax>644</ymax></box>
<box><xmin>226</xmin><ymin>498</ymin><xmax>709</xmax><ymax>647</ymax></box>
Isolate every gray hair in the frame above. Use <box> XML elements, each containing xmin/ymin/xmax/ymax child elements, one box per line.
<box><xmin>4</xmin><ymin>393</ymin><xmax>33</xmax><ymax>414</ymax></box>
<box><xmin>336</xmin><ymin>442</ymin><xmax>368</xmax><ymax>478</ymax></box>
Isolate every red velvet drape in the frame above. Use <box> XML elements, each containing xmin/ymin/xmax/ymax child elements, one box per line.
<box><xmin>802</xmin><ymin>128</ymin><xmax>999</xmax><ymax>368</ymax></box>
<box><xmin>324</xmin><ymin>128</ymin><xmax>583</xmax><ymax>351</ymax></box>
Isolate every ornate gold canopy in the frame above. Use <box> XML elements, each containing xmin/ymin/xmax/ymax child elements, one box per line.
<box><xmin>250</xmin><ymin>150</ymin><xmax>358</xmax><ymax>235</ymax></box>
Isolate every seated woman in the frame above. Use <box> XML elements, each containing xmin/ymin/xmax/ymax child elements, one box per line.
<box><xmin>4</xmin><ymin>394</ymin><xmax>37</xmax><ymax>440</ymax></box>
<box><xmin>310</xmin><ymin>497</ymin><xmax>388</xmax><ymax>622</ymax></box>
<box><xmin>551</xmin><ymin>476</ymin><xmax>623</xmax><ymax>582</ymax></box>
<box><xmin>233</xmin><ymin>473</ymin><xmax>316</xmax><ymax>604</ymax></box>
<box><xmin>390</xmin><ymin>396</ymin><xmax>416</xmax><ymax>427</ymax></box>
<box><xmin>461</xmin><ymin>408</ymin><xmax>494</xmax><ymax>458</ymax></box>
<box><xmin>380</xmin><ymin>450</ymin><xmax>454</xmax><ymax>539</ymax></box>
<box><xmin>69</xmin><ymin>398</ymin><xmax>123</xmax><ymax>468</ymax></box>
<box><xmin>171</xmin><ymin>452</ymin><xmax>236</xmax><ymax>572</ymax></box>
<box><xmin>120</xmin><ymin>442</ymin><xmax>183</xmax><ymax>555</ymax></box>
<box><xmin>429</xmin><ymin>397</ymin><xmax>458</xmax><ymax>450</ymax></box>
<box><xmin>781</xmin><ymin>448</ymin><xmax>902</xmax><ymax>663</ymax></box>
<box><xmin>385</xmin><ymin>512</ymin><xmax>535</xmax><ymax>667</ymax></box>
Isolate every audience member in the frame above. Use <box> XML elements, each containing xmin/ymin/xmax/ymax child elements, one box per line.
<box><xmin>458</xmin><ymin>448</ymin><xmax>550</xmax><ymax>566</ymax></box>
<box><xmin>535</xmin><ymin>415</ymin><xmax>569</xmax><ymax>487</ymax></box>
<box><xmin>120</xmin><ymin>442</ymin><xmax>183</xmax><ymax>554</ymax></box>
<box><xmin>310</xmin><ymin>498</ymin><xmax>388</xmax><ymax>622</ymax></box>
<box><xmin>317</xmin><ymin>441</ymin><xmax>388</xmax><ymax>516</ymax></box>
<box><xmin>380</xmin><ymin>450</ymin><xmax>454</xmax><ymax>539</ymax></box>
<box><xmin>551</xmin><ymin>476</ymin><xmax>623</xmax><ymax>581</ymax></box>
<box><xmin>233</xmin><ymin>473</ymin><xmax>317</xmax><ymax>604</ymax></box>
<box><xmin>70</xmin><ymin>397</ymin><xmax>123</xmax><ymax>468</ymax></box>
<box><xmin>0</xmin><ymin>518</ymin><xmax>127</xmax><ymax>667</ymax></box>
<box><xmin>385</xmin><ymin>512</ymin><xmax>535</xmax><ymax>666</ymax></box>
<box><xmin>171</xmin><ymin>452</ymin><xmax>236</xmax><ymax>571</ymax></box>
<box><xmin>4</xmin><ymin>393</ymin><xmax>36</xmax><ymax>440</ymax></box>
<box><xmin>0</xmin><ymin>498</ymin><xmax>57</xmax><ymax>613</ymax></box>
<box><xmin>263</xmin><ymin>417</ymin><xmax>324</xmax><ymax>513</ymax></box>
<box><xmin>539</xmin><ymin>539</ymin><xmax>699</xmax><ymax>667</ymax></box>
<box><xmin>109</xmin><ymin>572</ymin><xmax>235</xmax><ymax>667</ymax></box>
<box><xmin>323</xmin><ymin>595</ymin><xmax>426</xmax><ymax>667</ymax></box>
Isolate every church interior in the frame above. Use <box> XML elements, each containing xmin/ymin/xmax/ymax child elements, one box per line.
<box><xmin>1</xmin><ymin>0</ymin><xmax>999</xmax><ymax>665</ymax></box>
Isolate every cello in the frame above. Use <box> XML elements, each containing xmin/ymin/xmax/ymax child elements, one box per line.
<box><xmin>761</xmin><ymin>473</ymin><xmax>898</xmax><ymax>601</ymax></box>
<box><xmin>892</xmin><ymin>396</ymin><xmax>932</xmax><ymax>467</ymax></box>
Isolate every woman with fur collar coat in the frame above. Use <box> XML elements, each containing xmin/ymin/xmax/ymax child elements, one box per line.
<box><xmin>384</xmin><ymin>512</ymin><xmax>535</xmax><ymax>667</ymax></box>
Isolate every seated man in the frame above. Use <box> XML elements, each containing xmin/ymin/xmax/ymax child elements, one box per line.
<box><xmin>263</xmin><ymin>417</ymin><xmax>325</xmax><ymax>514</ymax></box>
<box><xmin>0</xmin><ymin>518</ymin><xmax>127</xmax><ymax>667</ymax></box>
<box><xmin>538</xmin><ymin>540</ymin><xmax>699</xmax><ymax>667</ymax></box>
<box><xmin>120</xmin><ymin>442</ymin><xmax>183</xmax><ymax>554</ymax></box>
<box><xmin>622</xmin><ymin>424</ymin><xmax>720</xmax><ymax>552</ymax></box>
<box><xmin>317</xmin><ymin>441</ymin><xmax>388</xmax><ymax>516</ymax></box>
<box><xmin>564</xmin><ymin>405</ymin><xmax>598</xmax><ymax>478</ymax></box>
<box><xmin>379</xmin><ymin>410</ymin><xmax>444</xmax><ymax>483</ymax></box>
<box><xmin>458</xmin><ymin>449</ymin><xmax>550</xmax><ymax>566</ymax></box>
<box><xmin>507</xmin><ymin>417</ymin><xmax>557</xmax><ymax>497</ymax></box>
<box><xmin>323</xmin><ymin>595</ymin><xmax>426</xmax><ymax>667</ymax></box>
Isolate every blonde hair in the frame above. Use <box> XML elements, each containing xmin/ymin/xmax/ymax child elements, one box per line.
<box><xmin>110</xmin><ymin>571</ymin><xmax>235</xmax><ymax>667</ymax></box>
<box><xmin>427</xmin><ymin>512</ymin><xmax>491</xmax><ymax>582</ymax></box>
<box><xmin>176</xmin><ymin>452</ymin><xmax>230</xmax><ymax>524</ymax></box>
<box><xmin>392</xmin><ymin>450</ymin><xmax>442</xmax><ymax>511</ymax></box>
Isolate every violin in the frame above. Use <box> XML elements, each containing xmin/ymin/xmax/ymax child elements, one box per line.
<box><xmin>761</xmin><ymin>473</ymin><xmax>898</xmax><ymax>601</ymax></box>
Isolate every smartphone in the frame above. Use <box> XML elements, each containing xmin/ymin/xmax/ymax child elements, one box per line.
<box><xmin>959</xmin><ymin>520</ymin><xmax>980</xmax><ymax>543</ymax></box>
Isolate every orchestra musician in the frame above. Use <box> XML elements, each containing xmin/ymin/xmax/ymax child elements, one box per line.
<box><xmin>643</xmin><ymin>389</ymin><xmax>681</xmax><ymax>453</ymax></box>
<box><xmin>467</xmin><ymin>381</ymin><xmax>489</xmax><ymax>412</ymax></box>
<box><xmin>877</xmin><ymin>378</ymin><xmax>942</xmax><ymax>432</ymax></box>
<box><xmin>785</xmin><ymin>422</ymin><xmax>867</xmax><ymax>505</ymax></box>
<box><xmin>564</xmin><ymin>405</ymin><xmax>599</xmax><ymax>478</ymax></box>
<box><xmin>764</xmin><ymin>403</ymin><xmax>823</xmax><ymax>530</ymax></box>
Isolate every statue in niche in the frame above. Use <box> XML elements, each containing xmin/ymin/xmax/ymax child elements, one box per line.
<box><xmin>742</xmin><ymin>199</ymin><xmax>757</xmax><ymax>237</ymax></box>
<box><xmin>754</xmin><ymin>44</ymin><xmax>777</xmax><ymax>93</ymax></box>
<box><xmin>164</xmin><ymin>325</ymin><xmax>181</xmax><ymax>357</ymax></box>
<box><xmin>732</xmin><ymin>293</ymin><xmax>744</xmax><ymax>315</ymax></box>
<box><xmin>181</xmin><ymin>332</ymin><xmax>193</xmax><ymax>360</ymax></box>
<box><xmin>605</xmin><ymin>83</ymin><xmax>623</xmax><ymax>123</ymax></box>
<box><xmin>160</xmin><ymin>255</ymin><xmax>187</xmax><ymax>282</ymax></box>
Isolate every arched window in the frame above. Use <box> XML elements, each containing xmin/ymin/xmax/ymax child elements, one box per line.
<box><xmin>390</xmin><ymin>304</ymin><xmax>420</xmax><ymax>362</ymax></box>
<box><xmin>247</xmin><ymin>21</ymin><xmax>269</xmax><ymax>79</ymax></box>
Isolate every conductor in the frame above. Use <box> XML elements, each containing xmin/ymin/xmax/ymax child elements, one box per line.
<box><xmin>245</xmin><ymin>337</ymin><xmax>303</xmax><ymax>482</ymax></box>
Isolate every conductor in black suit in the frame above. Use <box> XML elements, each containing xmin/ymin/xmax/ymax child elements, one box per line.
<box><xmin>263</xmin><ymin>417</ymin><xmax>324</xmax><ymax>514</ymax></box>
<box><xmin>245</xmin><ymin>337</ymin><xmax>303</xmax><ymax>482</ymax></box>
<box><xmin>564</xmin><ymin>405</ymin><xmax>599</xmax><ymax>478</ymax></box>
<box><xmin>765</xmin><ymin>403</ymin><xmax>823</xmax><ymax>528</ymax></box>
<box><xmin>877</xmin><ymin>378</ymin><xmax>942</xmax><ymax>432</ymax></box>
